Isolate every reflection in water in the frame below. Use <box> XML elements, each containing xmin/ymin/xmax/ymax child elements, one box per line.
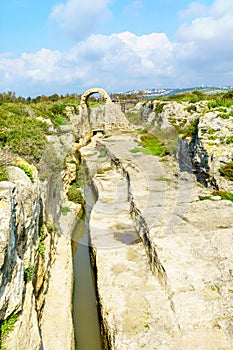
<box><xmin>72</xmin><ymin>185</ymin><xmax>102</xmax><ymax>350</ymax></box>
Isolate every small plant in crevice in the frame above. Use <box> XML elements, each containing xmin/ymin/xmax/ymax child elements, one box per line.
<box><xmin>97</xmin><ymin>168</ymin><xmax>105</xmax><ymax>175</ymax></box>
<box><xmin>140</xmin><ymin>133</ymin><xmax>169</xmax><ymax>156</ymax></box>
<box><xmin>218</xmin><ymin>113</ymin><xmax>230</xmax><ymax>119</ymax></box>
<box><xmin>208</xmin><ymin>135</ymin><xmax>217</xmax><ymax>141</ymax></box>
<box><xmin>157</xmin><ymin>177</ymin><xmax>171</xmax><ymax>182</ymax></box>
<box><xmin>226</xmin><ymin>136</ymin><xmax>233</xmax><ymax>144</ymax></box>
<box><xmin>208</xmin><ymin>128</ymin><xmax>218</xmax><ymax>135</ymax></box>
<box><xmin>97</xmin><ymin>149</ymin><xmax>107</xmax><ymax>158</ymax></box>
<box><xmin>68</xmin><ymin>183</ymin><xmax>85</xmax><ymax>205</ymax></box>
<box><xmin>212</xmin><ymin>190</ymin><xmax>233</xmax><ymax>202</ymax></box>
<box><xmin>153</xmin><ymin>102</ymin><xmax>166</xmax><ymax>114</ymax></box>
<box><xmin>46</xmin><ymin>221</ymin><xmax>56</xmax><ymax>234</ymax></box>
<box><xmin>61</xmin><ymin>206</ymin><xmax>71</xmax><ymax>216</ymax></box>
<box><xmin>198</xmin><ymin>195</ymin><xmax>212</xmax><ymax>201</ymax></box>
<box><xmin>219</xmin><ymin>162</ymin><xmax>233</xmax><ymax>181</ymax></box>
<box><xmin>14</xmin><ymin>164</ymin><xmax>34</xmax><ymax>182</ymax></box>
<box><xmin>181</xmin><ymin>118</ymin><xmax>199</xmax><ymax>138</ymax></box>
<box><xmin>0</xmin><ymin>312</ymin><xmax>18</xmax><ymax>347</ymax></box>
<box><xmin>0</xmin><ymin>166</ymin><xmax>8</xmax><ymax>181</ymax></box>
<box><xmin>24</xmin><ymin>265</ymin><xmax>36</xmax><ymax>283</ymax></box>
<box><xmin>38</xmin><ymin>242</ymin><xmax>45</xmax><ymax>255</ymax></box>
<box><xmin>38</xmin><ymin>224</ymin><xmax>45</xmax><ymax>255</ymax></box>
<box><xmin>130</xmin><ymin>132</ymin><xmax>169</xmax><ymax>157</ymax></box>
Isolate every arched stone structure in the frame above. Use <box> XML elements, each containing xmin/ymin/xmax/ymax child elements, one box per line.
<box><xmin>80</xmin><ymin>88</ymin><xmax>112</xmax><ymax>108</ymax></box>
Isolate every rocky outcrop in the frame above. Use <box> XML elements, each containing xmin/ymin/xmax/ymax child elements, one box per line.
<box><xmin>0</xmin><ymin>165</ymin><xmax>42</xmax><ymax>349</ymax></box>
<box><xmin>132</xmin><ymin>100</ymin><xmax>233</xmax><ymax>191</ymax></box>
<box><xmin>82</xmin><ymin>132</ymin><xmax>233</xmax><ymax>349</ymax></box>
<box><xmin>0</xmin><ymin>144</ymin><xmax>78</xmax><ymax>349</ymax></box>
<box><xmin>72</xmin><ymin>103</ymin><xmax>129</xmax><ymax>146</ymax></box>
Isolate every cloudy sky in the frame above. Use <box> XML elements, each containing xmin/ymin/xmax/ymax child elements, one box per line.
<box><xmin>0</xmin><ymin>0</ymin><xmax>232</xmax><ymax>96</ymax></box>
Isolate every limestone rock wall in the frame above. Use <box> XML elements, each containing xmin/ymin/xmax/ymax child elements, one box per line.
<box><xmin>136</xmin><ymin>100</ymin><xmax>233</xmax><ymax>191</ymax></box>
<box><xmin>88</xmin><ymin>103</ymin><xmax>129</xmax><ymax>130</ymax></box>
<box><xmin>0</xmin><ymin>165</ymin><xmax>42</xmax><ymax>349</ymax></box>
<box><xmin>71</xmin><ymin>103</ymin><xmax>129</xmax><ymax>146</ymax></box>
<box><xmin>0</xmin><ymin>153</ymin><xmax>76</xmax><ymax>349</ymax></box>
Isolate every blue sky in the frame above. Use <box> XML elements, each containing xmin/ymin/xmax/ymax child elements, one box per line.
<box><xmin>0</xmin><ymin>0</ymin><xmax>232</xmax><ymax>96</ymax></box>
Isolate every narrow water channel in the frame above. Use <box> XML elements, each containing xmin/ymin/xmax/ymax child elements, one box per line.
<box><xmin>72</xmin><ymin>184</ymin><xmax>102</xmax><ymax>350</ymax></box>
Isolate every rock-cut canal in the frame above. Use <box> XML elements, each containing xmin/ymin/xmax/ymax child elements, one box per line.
<box><xmin>72</xmin><ymin>184</ymin><xmax>102</xmax><ymax>350</ymax></box>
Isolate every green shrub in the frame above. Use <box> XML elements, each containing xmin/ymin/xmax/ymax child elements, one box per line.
<box><xmin>218</xmin><ymin>113</ymin><xmax>230</xmax><ymax>119</ymax></box>
<box><xmin>0</xmin><ymin>103</ymin><xmax>48</xmax><ymax>162</ymax></box>
<box><xmin>0</xmin><ymin>313</ymin><xmax>18</xmax><ymax>347</ymax></box>
<box><xmin>208</xmin><ymin>128</ymin><xmax>217</xmax><ymax>135</ymax></box>
<box><xmin>30</xmin><ymin>101</ymin><xmax>69</xmax><ymax>126</ymax></box>
<box><xmin>219</xmin><ymin>162</ymin><xmax>233</xmax><ymax>181</ymax></box>
<box><xmin>38</xmin><ymin>242</ymin><xmax>45</xmax><ymax>255</ymax></box>
<box><xmin>130</xmin><ymin>133</ymin><xmax>168</xmax><ymax>157</ymax></box>
<box><xmin>98</xmin><ymin>150</ymin><xmax>107</xmax><ymax>158</ymax></box>
<box><xmin>38</xmin><ymin>224</ymin><xmax>45</xmax><ymax>255</ymax></box>
<box><xmin>68</xmin><ymin>183</ymin><xmax>85</xmax><ymax>205</ymax></box>
<box><xmin>185</xmin><ymin>104</ymin><xmax>197</xmax><ymax>113</ymax></box>
<box><xmin>217</xmin><ymin>107</ymin><xmax>227</xmax><ymax>113</ymax></box>
<box><xmin>0</xmin><ymin>166</ymin><xmax>8</xmax><ymax>181</ymax></box>
<box><xmin>226</xmin><ymin>136</ymin><xmax>233</xmax><ymax>144</ymax></box>
<box><xmin>208</xmin><ymin>100</ymin><xmax>233</xmax><ymax>109</ymax></box>
<box><xmin>198</xmin><ymin>195</ymin><xmax>212</xmax><ymax>201</ymax></box>
<box><xmin>61</xmin><ymin>206</ymin><xmax>71</xmax><ymax>216</ymax></box>
<box><xmin>47</xmin><ymin>222</ymin><xmax>56</xmax><ymax>234</ymax></box>
<box><xmin>14</xmin><ymin>164</ymin><xmax>34</xmax><ymax>182</ymax></box>
<box><xmin>212</xmin><ymin>190</ymin><xmax>233</xmax><ymax>202</ymax></box>
<box><xmin>162</xmin><ymin>90</ymin><xmax>205</xmax><ymax>103</ymax></box>
<box><xmin>54</xmin><ymin>116</ymin><xmax>67</xmax><ymax>125</ymax></box>
<box><xmin>135</xmin><ymin>128</ymin><xmax>148</xmax><ymax>135</ymax></box>
<box><xmin>222</xmin><ymin>89</ymin><xmax>233</xmax><ymax>99</ymax></box>
<box><xmin>153</xmin><ymin>102</ymin><xmax>166</xmax><ymax>113</ymax></box>
<box><xmin>182</xmin><ymin>118</ymin><xmax>199</xmax><ymax>137</ymax></box>
<box><xmin>208</xmin><ymin>135</ymin><xmax>217</xmax><ymax>140</ymax></box>
<box><xmin>24</xmin><ymin>265</ymin><xmax>35</xmax><ymax>283</ymax></box>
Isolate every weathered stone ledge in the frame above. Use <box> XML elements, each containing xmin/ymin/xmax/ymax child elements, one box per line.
<box><xmin>83</xmin><ymin>133</ymin><xmax>233</xmax><ymax>349</ymax></box>
<box><xmin>0</xmin><ymin>154</ymin><xmax>76</xmax><ymax>349</ymax></box>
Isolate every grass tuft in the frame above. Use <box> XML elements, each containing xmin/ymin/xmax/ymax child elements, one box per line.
<box><xmin>219</xmin><ymin>162</ymin><xmax>233</xmax><ymax>181</ymax></box>
<box><xmin>0</xmin><ymin>313</ymin><xmax>18</xmax><ymax>347</ymax></box>
<box><xmin>0</xmin><ymin>166</ymin><xmax>8</xmax><ymax>181</ymax></box>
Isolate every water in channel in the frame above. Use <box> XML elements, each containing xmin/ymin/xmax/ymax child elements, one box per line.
<box><xmin>72</xmin><ymin>184</ymin><xmax>102</xmax><ymax>350</ymax></box>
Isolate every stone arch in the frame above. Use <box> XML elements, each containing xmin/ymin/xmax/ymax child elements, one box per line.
<box><xmin>80</xmin><ymin>88</ymin><xmax>112</xmax><ymax>108</ymax></box>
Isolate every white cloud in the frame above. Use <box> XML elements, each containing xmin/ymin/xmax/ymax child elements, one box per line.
<box><xmin>179</xmin><ymin>1</ymin><xmax>208</xmax><ymax>20</ymax></box>
<box><xmin>211</xmin><ymin>0</ymin><xmax>233</xmax><ymax>16</ymax></box>
<box><xmin>177</xmin><ymin>0</ymin><xmax>233</xmax><ymax>42</ymax></box>
<box><xmin>173</xmin><ymin>0</ymin><xmax>233</xmax><ymax>86</ymax></box>
<box><xmin>49</xmin><ymin>0</ymin><xmax>112</xmax><ymax>40</ymax></box>
<box><xmin>1</xmin><ymin>0</ymin><xmax>233</xmax><ymax>96</ymax></box>
<box><xmin>0</xmin><ymin>32</ymin><xmax>175</xmax><ymax>95</ymax></box>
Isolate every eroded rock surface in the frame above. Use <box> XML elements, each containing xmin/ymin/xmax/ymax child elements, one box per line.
<box><xmin>137</xmin><ymin>99</ymin><xmax>233</xmax><ymax>192</ymax></box>
<box><xmin>0</xmin><ymin>166</ymin><xmax>42</xmax><ymax>349</ymax></box>
<box><xmin>82</xmin><ymin>132</ymin><xmax>233</xmax><ymax>349</ymax></box>
<box><xmin>0</xmin><ymin>158</ymin><xmax>75</xmax><ymax>349</ymax></box>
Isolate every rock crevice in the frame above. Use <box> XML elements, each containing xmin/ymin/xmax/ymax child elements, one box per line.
<box><xmin>82</xmin><ymin>132</ymin><xmax>233</xmax><ymax>349</ymax></box>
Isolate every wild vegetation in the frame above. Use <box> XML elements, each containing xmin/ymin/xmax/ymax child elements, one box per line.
<box><xmin>219</xmin><ymin>162</ymin><xmax>233</xmax><ymax>181</ymax></box>
<box><xmin>0</xmin><ymin>313</ymin><xmax>18</xmax><ymax>348</ymax></box>
<box><xmin>160</xmin><ymin>89</ymin><xmax>233</xmax><ymax>106</ymax></box>
<box><xmin>0</xmin><ymin>92</ymin><xmax>82</xmax><ymax>164</ymax></box>
<box><xmin>131</xmin><ymin>132</ymin><xmax>169</xmax><ymax>157</ymax></box>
